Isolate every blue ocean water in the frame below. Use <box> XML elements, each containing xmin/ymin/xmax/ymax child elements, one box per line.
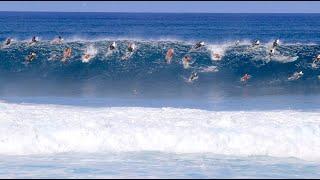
<box><xmin>0</xmin><ymin>12</ymin><xmax>320</xmax><ymax>178</ymax></box>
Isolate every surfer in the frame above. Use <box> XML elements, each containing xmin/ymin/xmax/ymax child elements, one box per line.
<box><xmin>235</xmin><ymin>40</ymin><xmax>240</xmax><ymax>46</ymax></box>
<box><xmin>182</xmin><ymin>55</ymin><xmax>192</xmax><ymax>69</ymax></box>
<box><xmin>29</xmin><ymin>36</ymin><xmax>38</xmax><ymax>45</ymax></box>
<box><xmin>252</xmin><ymin>40</ymin><xmax>260</xmax><ymax>47</ymax></box>
<box><xmin>4</xmin><ymin>38</ymin><xmax>12</xmax><ymax>46</ymax></box>
<box><xmin>188</xmin><ymin>72</ymin><xmax>198</xmax><ymax>82</ymax></box>
<box><xmin>122</xmin><ymin>43</ymin><xmax>136</xmax><ymax>60</ymax></box>
<box><xmin>213</xmin><ymin>53</ymin><xmax>221</xmax><ymax>60</ymax></box>
<box><xmin>272</xmin><ymin>39</ymin><xmax>280</xmax><ymax>48</ymax></box>
<box><xmin>25</xmin><ymin>52</ymin><xmax>36</xmax><ymax>62</ymax></box>
<box><xmin>193</xmin><ymin>41</ymin><xmax>205</xmax><ymax>50</ymax></box>
<box><xmin>311</xmin><ymin>54</ymin><xmax>320</xmax><ymax>68</ymax></box>
<box><xmin>288</xmin><ymin>71</ymin><xmax>303</xmax><ymax>81</ymax></box>
<box><xmin>165</xmin><ymin>48</ymin><xmax>174</xmax><ymax>64</ymax></box>
<box><xmin>109</xmin><ymin>41</ymin><xmax>116</xmax><ymax>51</ymax></box>
<box><xmin>269</xmin><ymin>48</ymin><xmax>275</xmax><ymax>57</ymax></box>
<box><xmin>240</xmin><ymin>73</ymin><xmax>251</xmax><ymax>82</ymax></box>
<box><xmin>83</xmin><ymin>54</ymin><xmax>90</xmax><ymax>60</ymax></box>
<box><xmin>62</xmin><ymin>47</ymin><xmax>72</xmax><ymax>62</ymax></box>
<box><xmin>313</xmin><ymin>54</ymin><xmax>320</xmax><ymax>63</ymax></box>
<box><xmin>128</xmin><ymin>43</ymin><xmax>136</xmax><ymax>53</ymax></box>
<box><xmin>51</xmin><ymin>36</ymin><xmax>63</xmax><ymax>44</ymax></box>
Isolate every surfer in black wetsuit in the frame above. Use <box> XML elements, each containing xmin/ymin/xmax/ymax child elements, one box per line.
<box><xmin>128</xmin><ymin>43</ymin><xmax>135</xmax><ymax>52</ymax></box>
<box><xmin>109</xmin><ymin>41</ymin><xmax>116</xmax><ymax>51</ymax></box>
<box><xmin>252</xmin><ymin>40</ymin><xmax>260</xmax><ymax>47</ymax></box>
<box><xmin>188</xmin><ymin>72</ymin><xmax>198</xmax><ymax>82</ymax></box>
<box><xmin>29</xmin><ymin>36</ymin><xmax>38</xmax><ymax>45</ymax></box>
<box><xmin>272</xmin><ymin>39</ymin><xmax>280</xmax><ymax>48</ymax></box>
<box><xmin>4</xmin><ymin>38</ymin><xmax>11</xmax><ymax>46</ymax></box>
<box><xmin>193</xmin><ymin>41</ymin><xmax>205</xmax><ymax>49</ymax></box>
<box><xmin>269</xmin><ymin>48</ymin><xmax>275</xmax><ymax>57</ymax></box>
<box><xmin>26</xmin><ymin>52</ymin><xmax>36</xmax><ymax>62</ymax></box>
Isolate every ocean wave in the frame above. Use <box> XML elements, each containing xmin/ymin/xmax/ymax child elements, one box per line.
<box><xmin>0</xmin><ymin>101</ymin><xmax>319</xmax><ymax>161</ymax></box>
<box><xmin>0</xmin><ymin>39</ymin><xmax>320</xmax><ymax>86</ymax></box>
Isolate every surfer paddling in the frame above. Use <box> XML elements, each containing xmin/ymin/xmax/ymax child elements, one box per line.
<box><xmin>122</xmin><ymin>42</ymin><xmax>136</xmax><ymax>60</ymax></box>
<box><xmin>193</xmin><ymin>41</ymin><xmax>205</xmax><ymax>50</ymax></box>
<box><xmin>61</xmin><ymin>47</ymin><xmax>72</xmax><ymax>63</ymax></box>
<box><xmin>240</xmin><ymin>73</ymin><xmax>251</xmax><ymax>83</ymax></box>
<box><xmin>288</xmin><ymin>71</ymin><xmax>303</xmax><ymax>81</ymax></box>
<box><xmin>165</xmin><ymin>48</ymin><xmax>174</xmax><ymax>64</ymax></box>
<box><xmin>25</xmin><ymin>52</ymin><xmax>37</xmax><ymax>62</ymax></box>
<box><xmin>182</xmin><ymin>55</ymin><xmax>192</xmax><ymax>69</ymax></box>
<box><xmin>188</xmin><ymin>72</ymin><xmax>198</xmax><ymax>82</ymax></box>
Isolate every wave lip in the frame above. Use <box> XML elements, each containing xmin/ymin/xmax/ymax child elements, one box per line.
<box><xmin>0</xmin><ymin>102</ymin><xmax>319</xmax><ymax>161</ymax></box>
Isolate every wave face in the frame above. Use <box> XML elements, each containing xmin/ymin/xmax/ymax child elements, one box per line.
<box><xmin>1</xmin><ymin>40</ymin><xmax>320</xmax><ymax>94</ymax></box>
<box><xmin>0</xmin><ymin>101</ymin><xmax>319</xmax><ymax>161</ymax></box>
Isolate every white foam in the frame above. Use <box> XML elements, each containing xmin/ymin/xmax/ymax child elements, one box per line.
<box><xmin>82</xmin><ymin>45</ymin><xmax>98</xmax><ymax>63</ymax></box>
<box><xmin>207</xmin><ymin>44</ymin><xmax>230</xmax><ymax>61</ymax></box>
<box><xmin>0</xmin><ymin>101</ymin><xmax>319</xmax><ymax>161</ymax></box>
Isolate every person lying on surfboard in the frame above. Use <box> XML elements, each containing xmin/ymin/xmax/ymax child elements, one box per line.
<box><xmin>165</xmin><ymin>48</ymin><xmax>174</xmax><ymax>64</ymax></box>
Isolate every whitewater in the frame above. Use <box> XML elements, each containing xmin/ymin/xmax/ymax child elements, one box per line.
<box><xmin>0</xmin><ymin>100</ymin><xmax>319</xmax><ymax>161</ymax></box>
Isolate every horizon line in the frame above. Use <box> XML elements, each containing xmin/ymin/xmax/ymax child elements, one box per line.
<box><xmin>1</xmin><ymin>11</ymin><xmax>320</xmax><ymax>14</ymax></box>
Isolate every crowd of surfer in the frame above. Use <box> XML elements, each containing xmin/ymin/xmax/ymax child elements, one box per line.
<box><xmin>2</xmin><ymin>36</ymin><xmax>320</xmax><ymax>83</ymax></box>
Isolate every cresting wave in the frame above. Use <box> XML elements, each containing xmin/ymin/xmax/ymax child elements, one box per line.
<box><xmin>0</xmin><ymin>101</ymin><xmax>319</xmax><ymax>161</ymax></box>
<box><xmin>1</xmin><ymin>39</ymin><xmax>320</xmax><ymax>85</ymax></box>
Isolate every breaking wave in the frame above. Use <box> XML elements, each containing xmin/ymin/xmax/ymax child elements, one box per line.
<box><xmin>0</xmin><ymin>101</ymin><xmax>319</xmax><ymax>161</ymax></box>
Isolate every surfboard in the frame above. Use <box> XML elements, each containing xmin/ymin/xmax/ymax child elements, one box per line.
<box><xmin>121</xmin><ymin>51</ymin><xmax>133</xmax><ymax>60</ymax></box>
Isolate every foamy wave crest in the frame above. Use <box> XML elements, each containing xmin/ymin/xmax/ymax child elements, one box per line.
<box><xmin>0</xmin><ymin>101</ymin><xmax>319</xmax><ymax>161</ymax></box>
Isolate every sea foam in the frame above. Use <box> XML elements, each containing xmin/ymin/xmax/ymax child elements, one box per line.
<box><xmin>0</xmin><ymin>101</ymin><xmax>319</xmax><ymax>161</ymax></box>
